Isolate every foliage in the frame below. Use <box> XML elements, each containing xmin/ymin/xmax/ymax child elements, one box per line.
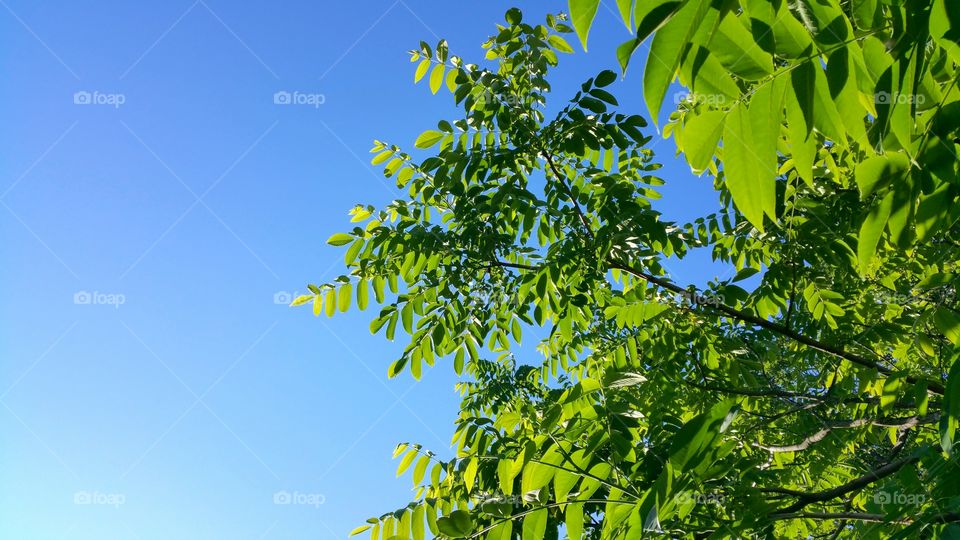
<box><xmin>297</xmin><ymin>4</ymin><xmax>960</xmax><ymax>538</ymax></box>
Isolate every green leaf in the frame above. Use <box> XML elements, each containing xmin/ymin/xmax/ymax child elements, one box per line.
<box><xmin>412</xmin><ymin>454</ymin><xmax>430</xmax><ymax>485</ymax></box>
<box><xmin>680</xmin><ymin>110</ymin><xmax>724</xmax><ymax>173</ymax></box>
<box><xmin>634</xmin><ymin>0</ymin><xmax>682</xmax><ymax>45</ymax></box>
<box><xmin>595</xmin><ymin>69</ymin><xmax>617</xmax><ymax>87</ymax></box>
<box><xmin>338</xmin><ymin>283</ymin><xmax>352</xmax><ymax>312</ymax></box>
<box><xmin>521</xmin><ymin>457</ymin><xmax>558</xmax><ymax>494</ymax></box>
<box><xmin>445</xmin><ymin>69</ymin><xmax>458</xmax><ymax>93</ymax></box>
<box><xmin>396</xmin><ymin>448</ymin><xmax>418</xmax><ymax>476</ymax></box>
<box><xmin>401</xmin><ymin>302</ymin><xmax>414</xmax><ymax>334</ymax></box>
<box><xmin>521</xmin><ymin>508</ymin><xmax>547</xmax><ymax>540</ymax></box>
<box><xmin>935</xmin><ymin>308</ymin><xmax>960</xmax><ymax>346</ymax></box>
<box><xmin>415</xmin><ymin>130</ymin><xmax>444</xmax><ymax>149</ymax></box>
<box><xmin>942</xmin><ymin>354</ymin><xmax>960</xmax><ymax>454</ymax></box>
<box><xmin>327</xmin><ymin>233</ymin><xmax>353</xmax><ymax>246</ymax></box>
<box><xmin>290</xmin><ymin>294</ymin><xmax>313</xmax><ymax>307</ymax></box>
<box><xmin>786</xmin><ymin>66</ymin><xmax>816</xmax><ymax>186</ymax></box>
<box><xmin>325</xmin><ymin>288</ymin><xmax>336</xmax><ymax>317</ymax></box>
<box><xmin>412</xmin><ymin>505</ymin><xmax>425</xmax><ymax>540</ymax></box>
<box><xmin>643</xmin><ymin>0</ymin><xmax>710</xmax><ymax>123</ymax></box>
<box><xmin>826</xmin><ymin>47</ymin><xmax>868</xmax><ymax>145</ymax></box>
<box><xmin>772</xmin><ymin>7</ymin><xmax>814</xmax><ymax>58</ymax></box>
<box><xmin>569</xmin><ymin>0</ymin><xmax>600</xmax><ymax>50</ymax></box>
<box><xmin>547</xmin><ymin>35</ymin><xmax>574</xmax><ymax>54</ymax></box>
<box><xmin>464</xmin><ymin>457</ymin><xmax>478</xmax><ymax>490</ymax></box>
<box><xmin>723</xmin><ymin>100</ymin><xmax>775</xmax><ymax>231</ymax></box>
<box><xmin>932</xmin><ymin>0</ymin><xmax>960</xmax><ymax>64</ymax></box>
<box><xmin>565</xmin><ymin>502</ymin><xmax>584</xmax><ymax>540</ymax></box>
<box><xmin>486</xmin><ymin>521</ymin><xmax>512</xmax><ymax>540</ymax></box>
<box><xmin>708</xmin><ymin>11</ymin><xmax>774</xmax><ymax>80</ymax></box>
<box><xmin>857</xmin><ymin>190</ymin><xmax>894</xmax><ymax>276</ymax></box>
<box><xmin>750</xmin><ymin>80</ymin><xmax>783</xmax><ymax>222</ymax></box>
<box><xmin>357</xmin><ymin>279</ymin><xmax>369</xmax><ymax>310</ymax></box>
<box><xmin>590</xmin><ymin>88</ymin><xmax>618</xmax><ymax>105</ymax></box>
<box><xmin>669</xmin><ymin>400</ymin><xmax>737</xmax><ymax>472</ymax></box>
<box><xmin>497</xmin><ymin>458</ymin><xmax>514</xmax><ymax>495</ymax></box>
<box><xmin>345</xmin><ymin>239</ymin><xmax>363</xmax><ymax>265</ymax></box>
<box><xmin>614</xmin><ymin>0</ymin><xmax>632</xmax><ymax>29</ymax></box>
<box><xmin>429</xmin><ymin>64</ymin><xmax>445</xmax><ymax>94</ymax></box>
<box><xmin>812</xmin><ymin>62</ymin><xmax>847</xmax><ymax>143</ymax></box>
<box><xmin>349</xmin><ymin>525</ymin><xmax>372</xmax><ymax>537</ymax></box>
<box><xmin>437</xmin><ymin>510</ymin><xmax>473</xmax><ymax>538</ymax></box>
<box><xmin>852</xmin><ymin>0</ymin><xmax>881</xmax><ymax>30</ymax></box>
<box><xmin>855</xmin><ymin>153</ymin><xmax>910</xmax><ymax>200</ymax></box>
<box><xmin>616</xmin><ymin>37</ymin><xmax>642</xmax><ymax>75</ymax></box>
<box><xmin>678</xmin><ymin>45</ymin><xmax>740</xmax><ymax>103</ymax></box>
<box><xmin>414</xmin><ymin>59</ymin><xmax>430</xmax><ymax>82</ymax></box>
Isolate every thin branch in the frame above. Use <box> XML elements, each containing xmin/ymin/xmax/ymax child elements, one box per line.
<box><xmin>772</xmin><ymin>454</ymin><xmax>919</xmax><ymax>515</ymax></box>
<box><xmin>757</xmin><ymin>415</ymin><xmax>937</xmax><ymax>453</ymax></box>
<box><xmin>609</xmin><ymin>260</ymin><xmax>945</xmax><ymax>396</ymax></box>
<box><xmin>771</xmin><ymin>512</ymin><xmax>909</xmax><ymax>524</ymax></box>
<box><xmin>541</xmin><ymin>151</ymin><xmax>594</xmax><ymax>240</ymax></box>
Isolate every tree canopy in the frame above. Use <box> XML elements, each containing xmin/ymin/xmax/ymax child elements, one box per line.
<box><xmin>296</xmin><ymin>3</ymin><xmax>960</xmax><ymax>538</ymax></box>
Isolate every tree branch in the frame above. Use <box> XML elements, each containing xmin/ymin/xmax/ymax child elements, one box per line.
<box><xmin>541</xmin><ymin>151</ymin><xmax>594</xmax><ymax>240</ymax></box>
<box><xmin>757</xmin><ymin>415</ymin><xmax>937</xmax><ymax>453</ymax></box>
<box><xmin>771</xmin><ymin>512</ymin><xmax>909</xmax><ymax>524</ymax></box>
<box><xmin>608</xmin><ymin>260</ymin><xmax>945</xmax><ymax>395</ymax></box>
<box><xmin>771</xmin><ymin>454</ymin><xmax>919</xmax><ymax>515</ymax></box>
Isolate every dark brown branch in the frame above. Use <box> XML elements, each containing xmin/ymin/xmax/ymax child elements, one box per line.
<box><xmin>488</xmin><ymin>255</ymin><xmax>945</xmax><ymax>396</ymax></box>
<box><xmin>608</xmin><ymin>260</ymin><xmax>945</xmax><ymax>396</ymax></box>
<box><xmin>541</xmin><ymin>152</ymin><xmax>594</xmax><ymax>240</ymax></box>
<box><xmin>772</xmin><ymin>454</ymin><xmax>919</xmax><ymax>515</ymax></box>
<box><xmin>485</xmin><ymin>260</ymin><xmax>539</xmax><ymax>271</ymax></box>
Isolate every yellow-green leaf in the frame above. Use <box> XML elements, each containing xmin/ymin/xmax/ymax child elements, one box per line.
<box><xmin>327</xmin><ymin>233</ymin><xmax>353</xmax><ymax>246</ymax></box>
<box><xmin>522</xmin><ymin>508</ymin><xmax>547</xmax><ymax>540</ymax></box>
<box><xmin>547</xmin><ymin>34</ymin><xmax>574</xmax><ymax>54</ymax></box>
<box><xmin>857</xmin><ymin>190</ymin><xmax>893</xmax><ymax>276</ymax></box>
<box><xmin>855</xmin><ymin>153</ymin><xmax>910</xmax><ymax>200</ymax></box>
<box><xmin>934</xmin><ymin>308</ymin><xmax>960</xmax><ymax>345</ymax></box>
<box><xmin>338</xmin><ymin>283</ymin><xmax>352</xmax><ymax>312</ymax></box>
<box><xmin>680</xmin><ymin>110</ymin><xmax>725</xmax><ymax>173</ymax></box>
<box><xmin>414</xmin><ymin>58</ymin><xmax>430</xmax><ymax>82</ymax></box>
<box><xmin>643</xmin><ymin>0</ymin><xmax>710</xmax><ymax>123</ymax></box>
<box><xmin>569</xmin><ymin>0</ymin><xmax>600</xmax><ymax>50</ymax></box>
<box><xmin>429</xmin><ymin>64</ymin><xmax>445</xmax><ymax>94</ymax></box>
<box><xmin>415</xmin><ymin>130</ymin><xmax>444</xmax><ymax>149</ymax></box>
<box><xmin>723</xmin><ymin>100</ymin><xmax>774</xmax><ymax>231</ymax></box>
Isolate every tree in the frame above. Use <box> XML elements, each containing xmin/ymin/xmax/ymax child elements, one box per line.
<box><xmin>296</xmin><ymin>5</ymin><xmax>960</xmax><ymax>538</ymax></box>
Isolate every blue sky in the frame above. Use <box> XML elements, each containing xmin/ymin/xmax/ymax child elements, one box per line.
<box><xmin>1</xmin><ymin>1</ymin><xmax>721</xmax><ymax>538</ymax></box>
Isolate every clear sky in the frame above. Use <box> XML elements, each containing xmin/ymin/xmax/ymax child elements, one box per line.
<box><xmin>1</xmin><ymin>1</ymin><xmax>721</xmax><ymax>538</ymax></box>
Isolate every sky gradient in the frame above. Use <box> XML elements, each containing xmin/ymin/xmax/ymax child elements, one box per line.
<box><xmin>1</xmin><ymin>1</ymin><xmax>722</xmax><ymax>538</ymax></box>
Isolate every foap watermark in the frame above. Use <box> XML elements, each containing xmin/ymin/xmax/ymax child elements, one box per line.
<box><xmin>74</xmin><ymin>290</ymin><xmax>126</xmax><ymax>308</ymax></box>
<box><xmin>273</xmin><ymin>91</ymin><xmax>325</xmax><ymax>108</ymax></box>
<box><xmin>273</xmin><ymin>291</ymin><xmax>305</xmax><ymax>305</ymax></box>
<box><xmin>676</xmin><ymin>290</ymin><xmax>724</xmax><ymax>308</ymax></box>
<box><xmin>873</xmin><ymin>490</ymin><xmax>926</xmax><ymax>507</ymax></box>
<box><xmin>74</xmin><ymin>91</ymin><xmax>126</xmax><ymax>108</ymax></box>
<box><xmin>273</xmin><ymin>490</ymin><xmax>325</xmax><ymax>507</ymax></box>
<box><xmin>74</xmin><ymin>491</ymin><xmax>125</xmax><ymax>507</ymax></box>
<box><xmin>876</xmin><ymin>286</ymin><xmax>956</xmax><ymax>306</ymax></box>
<box><xmin>474</xmin><ymin>91</ymin><xmax>527</xmax><ymax>108</ymax></box>
<box><xmin>675</xmin><ymin>491</ymin><xmax>726</xmax><ymax>506</ymax></box>
<box><xmin>875</xmin><ymin>91</ymin><xmax>926</xmax><ymax>106</ymax></box>
<box><xmin>473</xmin><ymin>492</ymin><xmax>525</xmax><ymax>506</ymax></box>
<box><xmin>673</xmin><ymin>92</ymin><xmax>730</xmax><ymax>107</ymax></box>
